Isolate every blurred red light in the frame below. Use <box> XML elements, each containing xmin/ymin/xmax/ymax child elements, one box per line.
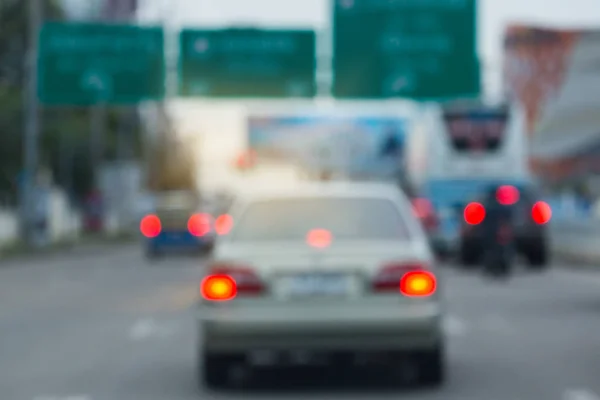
<box><xmin>306</xmin><ymin>229</ymin><xmax>332</xmax><ymax>248</ymax></box>
<box><xmin>140</xmin><ymin>214</ymin><xmax>161</xmax><ymax>238</ymax></box>
<box><xmin>188</xmin><ymin>213</ymin><xmax>211</xmax><ymax>236</ymax></box>
<box><xmin>464</xmin><ymin>202</ymin><xmax>485</xmax><ymax>225</ymax></box>
<box><xmin>215</xmin><ymin>214</ymin><xmax>233</xmax><ymax>235</ymax></box>
<box><xmin>532</xmin><ymin>201</ymin><xmax>552</xmax><ymax>224</ymax></box>
<box><xmin>201</xmin><ymin>275</ymin><xmax>237</xmax><ymax>301</ymax></box>
<box><xmin>400</xmin><ymin>271</ymin><xmax>436</xmax><ymax>297</ymax></box>
<box><xmin>496</xmin><ymin>185</ymin><xmax>519</xmax><ymax>205</ymax></box>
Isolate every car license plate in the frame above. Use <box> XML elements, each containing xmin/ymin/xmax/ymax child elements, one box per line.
<box><xmin>287</xmin><ymin>273</ymin><xmax>349</xmax><ymax>297</ymax></box>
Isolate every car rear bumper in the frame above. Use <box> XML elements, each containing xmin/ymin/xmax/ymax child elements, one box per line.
<box><xmin>199</xmin><ymin>302</ymin><xmax>442</xmax><ymax>352</ymax></box>
<box><xmin>147</xmin><ymin>231</ymin><xmax>212</xmax><ymax>250</ymax></box>
<box><xmin>461</xmin><ymin>233</ymin><xmax>545</xmax><ymax>250</ymax></box>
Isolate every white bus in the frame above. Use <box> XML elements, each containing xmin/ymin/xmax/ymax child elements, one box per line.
<box><xmin>406</xmin><ymin>101</ymin><xmax>531</xmax><ymax>253</ymax></box>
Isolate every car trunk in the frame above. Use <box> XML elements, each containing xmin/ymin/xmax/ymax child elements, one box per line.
<box><xmin>211</xmin><ymin>240</ymin><xmax>431</xmax><ymax>304</ymax></box>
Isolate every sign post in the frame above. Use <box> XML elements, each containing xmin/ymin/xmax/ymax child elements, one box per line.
<box><xmin>178</xmin><ymin>28</ymin><xmax>316</xmax><ymax>98</ymax></box>
<box><xmin>332</xmin><ymin>0</ymin><xmax>480</xmax><ymax>100</ymax></box>
<box><xmin>22</xmin><ymin>0</ymin><xmax>42</xmax><ymax>245</ymax></box>
<box><xmin>81</xmin><ymin>70</ymin><xmax>111</xmax><ymax>180</ymax></box>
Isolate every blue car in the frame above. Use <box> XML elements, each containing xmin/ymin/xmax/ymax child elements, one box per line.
<box><xmin>142</xmin><ymin>213</ymin><xmax>215</xmax><ymax>259</ymax></box>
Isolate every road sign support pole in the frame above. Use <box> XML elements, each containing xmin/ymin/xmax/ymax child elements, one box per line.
<box><xmin>90</xmin><ymin>102</ymin><xmax>106</xmax><ymax>189</ymax></box>
<box><xmin>22</xmin><ymin>0</ymin><xmax>42</xmax><ymax>245</ymax></box>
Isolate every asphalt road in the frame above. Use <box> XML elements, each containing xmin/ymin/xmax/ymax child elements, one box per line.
<box><xmin>2</xmin><ymin>246</ymin><xmax>600</xmax><ymax>400</ymax></box>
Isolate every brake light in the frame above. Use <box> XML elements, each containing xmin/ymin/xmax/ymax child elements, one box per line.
<box><xmin>400</xmin><ymin>271</ymin><xmax>436</xmax><ymax>297</ymax></box>
<box><xmin>215</xmin><ymin>214</ymin><xmax>233</xmax><ymax>235</ymax></box>
<box><xmin>140</xmin><ymin>214</ymin><xmax>161</xmax><ymax>238</ymax></box>
<box><xmin>496</xmin><ymin>185</ymin><xmax>519</xmax><ymax>205</ymax></box>
<box><xmin>464</xmin><ymin>202</ymin><xmax>485</xmax><ymax>225</ymax></box>
<box><xmin>188</xmin><ymin>213</ymin><xmax>212</xmax><ymax>237</ymax></box>
<box><xmin>208</xmin><ymin>263</ymin><xmax>264</xmax><ymax>294</ymax></box>
<box><xmin>532</xmin><ymin>201</ymin><xmax>552</xmax><ymax>224</ymax></box>
<box><xmin>373</xmin><ymin>263</ymin><xmax>427</xmax><ymax>291</ymax></box>
<box><xmin>201</xmin><ymin>275</ymin><xmax>237</xmax><ymax>301</ymax></box>
<box><xmin>306</xmin><ymin>229</ymin><xmax>332</xmax><ymax>248</ymax></box>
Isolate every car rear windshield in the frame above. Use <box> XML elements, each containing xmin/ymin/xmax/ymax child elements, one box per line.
<box><xmin>230</xmin><ymin>197</ymin><xmax>412</xmax><ymax>241</ymax></box>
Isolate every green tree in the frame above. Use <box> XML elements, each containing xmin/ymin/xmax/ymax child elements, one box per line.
<box><xmin>0</xmin><ymin>0</ymin><xmax>144</xmax><ymax>204</ymax></box>
<box><xmin>0</xmin><ymin>0</ymin><xmax>66</xmax><ymax>204</ymax></box>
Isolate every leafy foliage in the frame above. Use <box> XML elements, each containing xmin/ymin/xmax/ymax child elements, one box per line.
<box><xmin>0</xmin><ymin>0</ymin><xmax>143</xmax><ymax>205</ymax></box>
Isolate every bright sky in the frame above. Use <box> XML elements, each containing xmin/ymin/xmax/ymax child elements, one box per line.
<box><xmin>133</xmin><ymin>0</ymin><xmax>600</xmax><ymax>98</ymax></box>
<box><xmin>63</xmin><ymin>0</ymin><xmax>600</xmax><ymax>191</ymax></box>
<box><xmin>63</xmin><ymin>0</ymin><xmax>600</xmax><ymax>97</ymax></box>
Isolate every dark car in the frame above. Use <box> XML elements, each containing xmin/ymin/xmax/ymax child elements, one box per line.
<box><xmin>458</xmin><ymin>184</ymin><xmax>551</xmax><ymax>269</ymax></box>
<box><xmin>409</xmin><ymin>196</ymin><xmax>450</xmax><ymax>258</ymax></box>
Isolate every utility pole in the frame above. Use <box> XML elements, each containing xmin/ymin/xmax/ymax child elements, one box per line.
<box><xmin>116</xmin><ymin>0</ymin><xmax>135</xmax><ymax>163</ymax></box>
<box><xmin>22</xmin><ymin>0</ymin><xmax>42</xmax><ymax>244</ymax></box>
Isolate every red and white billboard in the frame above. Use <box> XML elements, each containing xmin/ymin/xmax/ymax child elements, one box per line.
<box><xmin>503</xmin><ymin>25</ymin><xmax>600</xmax><ymax>181</ymax></box>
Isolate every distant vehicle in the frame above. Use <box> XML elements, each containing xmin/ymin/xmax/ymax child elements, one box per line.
<box><xmin>458</xmin><ymin>184</ymin><xmax>551</xmax><ymax>269</ymax></box>
<box><xmin>409</xmin><ymin>195</ymin><xmax>443</xmax><ymax>257</ymax></box>
<box><xmin>197</xmin><ymin>182</ymin><xmax>445</xmax><ymax>388</ymax></box>
<box><xmin>140</xmin><ymin>191</ymin><xmax>215</xmax><ymax>259</ymax></box>
<box><xmin>406</xmin><ymin>102</ymin><xmax>530</xmax><ymax>256</ymax></box>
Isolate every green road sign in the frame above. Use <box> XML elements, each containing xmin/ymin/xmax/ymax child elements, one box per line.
<box><xmin>38</xmin><ymin>22</ymin><xmax>165</xmax><ymax>105</ymax></box>
<box><xmin>332</xmin><ymin>0</ymin><xmax>480</xmax><ymax>100</ymax></box>
<box><xmin>178</xmin><ymin>28</ymin><xmax>316</xmax><ymax>98</ymax></box>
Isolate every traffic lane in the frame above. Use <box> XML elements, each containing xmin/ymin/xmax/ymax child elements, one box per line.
<box><xmin>3</xmin><ymin>259</ymin><xmax>600</xmax><ymax>400</ymax></box>
<box><xmin>440</xmin><ymin>263</ymin><xmax>600</xmax><ymax>399</ymax></box>
<box><xmin>0</xmin><ymin>244</ymin><xmax>205</xmax><ymax>317</ymax></box>
<box><xmin>0</xmin><ymin>247</ymin><xmax>206</xmax><ymax>399</ymax></box>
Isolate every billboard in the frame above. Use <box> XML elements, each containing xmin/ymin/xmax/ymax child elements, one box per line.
<box><xmin>247</xmin><ymin>115</ymin><xmax>407</xmax><ymax>179</ymax></box>
<box><xmin>503</xmin><ymin>25</ymin><xmax>600</xmax><ymax>181</ymax></box>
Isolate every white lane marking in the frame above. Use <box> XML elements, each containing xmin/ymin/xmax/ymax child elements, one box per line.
<box><xmin>129</xmin><ymin>318</ymin><xmax>178</xmax><ymax>340</ymax></box>
<box><xmin>563</xmin><ymin>389</ymin><xmax>600</xmax><ymax>400</ymax></box>
<box><xmin>443</xmin><ymin>315</ymin><xmax>467</xmax><ymax>337</ymax></box>
<box><xmin>33</xmin><ymin>396</ymin><xmax>92</xmax><ymax>400</ymax></box>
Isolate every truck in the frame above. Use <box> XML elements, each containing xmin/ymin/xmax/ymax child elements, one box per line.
<box><xmin>405</xmin><ymin>101</ymin><xmax>532</xmax><ymax>257</ymax></box>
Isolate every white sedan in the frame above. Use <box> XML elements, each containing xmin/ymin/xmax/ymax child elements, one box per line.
<box><xmin>197</xmin><ymin>182</ymin><xmax>445</xmax><ymax>388</ymax></box>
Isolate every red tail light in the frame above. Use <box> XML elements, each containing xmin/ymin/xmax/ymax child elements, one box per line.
<box><xmin>140</xmin><ymin>214</ymin><xmax>161</xmax><ymax>238</ymax></box>
<box><xmin>306</xmin><ymin>229</ymin><xmax>332</xmax><ymax>248</ymax></box>
<box><xmin>532</xmin><ymin>201</ymin><xmax>552</xmax><ymax>224</ymax></box>
<box><xmin>496</xmin><ymin>185</ymin><xmax>519</xmax><ymax>205</ymax></box>
<box><xmin>373</xmin><ymin>263</ymin><xmax>429</xmax><ymax>291</ymax></box>
<box><xmin>215</xmin><ymin>214</ymin><xmax>233</xmax><ymax>235</ymax></box>
<box><xmin>208</xmin><ymin>262</ymin><xmax>264</xmax><ymax>294</ymax></box>
<box><xmin>400</xmin><ymin>271</ymin><xmax>436</xmax><ymax>297</ymax></box>
<box><xmin>201</xmin><ymin>275</ymin><xmax>237</xmax><ymax>301</ymax></box>
<box><xmin>188</xmin><ymin>213</ymin><xmax>212</xmax><ymax>237</ymax></box>
<box><xmin>464</xmin><ymin>202</ymin><xmax>485</xmax><ymax>225</ymax></box>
